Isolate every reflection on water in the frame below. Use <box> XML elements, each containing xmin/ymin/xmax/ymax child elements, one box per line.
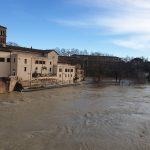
<box><xmin>0</xmin><ymin>84</ymin><xmax>150</xmax><ymax>150</ymax></box>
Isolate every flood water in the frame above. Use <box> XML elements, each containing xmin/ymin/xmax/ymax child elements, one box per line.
<box><xmin>0</xmin><ymin>84</ymin><xmax>150</xmax><ymax>150</ymax></box>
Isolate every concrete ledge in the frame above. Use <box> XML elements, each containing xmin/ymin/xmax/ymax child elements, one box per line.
<box><xmin>21</xmin><ymin>83</ymin><xmax>80</xmax><ymax>92</ymax></box>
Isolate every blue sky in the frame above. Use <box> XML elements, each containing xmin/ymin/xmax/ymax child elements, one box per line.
<box><xmin>1</xmin><ymin>0</ymin><xmax>150</xmax><ymax>58</ymax></box>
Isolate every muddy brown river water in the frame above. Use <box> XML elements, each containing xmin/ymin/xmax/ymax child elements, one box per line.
<box><xmin>0</xmin><ymin>84</ymin><xmax>150</xmax><ymax>150</ymax></box>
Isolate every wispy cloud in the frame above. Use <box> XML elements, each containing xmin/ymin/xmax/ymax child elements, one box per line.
<box><xmin>53</xmin><ymin>13</ymin><xmax>150</xmax><ymax>34</ymax></box>
<box><xmin>54</xmin><ymin>0</ymin><xmax>150</xmax><ymax>51</ymax></box>
<box><xmin>94</xmin><ymin>14</ymin><xmax>150</xmax><ymax>34</ymax></box>
<box><xmin>51</xmin><ymin>19</ymin><xmax>92</xmax><ymax>27</ymax></box>
<box><xmin>113</xmin><ymin>35</ymin><xmax>150</xmax><ymax>50</ymax></box>
<box><xmin>70</xmin><ymin>0</ymin><xmax>150</xmax><ymax>10</ymax></box>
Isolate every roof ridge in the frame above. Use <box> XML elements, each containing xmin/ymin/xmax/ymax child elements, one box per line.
<box><xmin>0</xmin><ymin>25</ymin><xmax>7</xmax><ymax>29</ymax></box>
<box><xmin>3</xmin><ymin>45</ymin><xmax>58</xmax><ymax>54</ymax></box>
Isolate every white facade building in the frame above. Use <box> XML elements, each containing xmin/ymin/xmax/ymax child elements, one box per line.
<box><xmin>57</xmin><ymin>64</ymin><xmax>75</xmax><ymax>84</ymax></box>
<box><xmin>0</xmin><ymin>46</ymin><xmax>75</xmax><ymax>86</ymax></box>
<box><xmin>0</xmin><ymin>25</ymin><xmax>76</xmax><ymax>90</ymax></box>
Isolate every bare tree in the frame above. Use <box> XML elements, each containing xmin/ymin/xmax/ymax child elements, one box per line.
<box><xmin>7</xmin><ymin>42</ymin><xmax>20</xmax><ymax>47</ymax></box>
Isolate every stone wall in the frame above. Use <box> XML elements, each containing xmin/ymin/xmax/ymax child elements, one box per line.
<box><xmin>0</xmin><ymin>79</ymin><xmax>7</xmax><ymax>93</ymax></box>
<box><xmin>0</xmin><ymin>77</ymin><xmax>17</xmax><ymax>93</ymax></box>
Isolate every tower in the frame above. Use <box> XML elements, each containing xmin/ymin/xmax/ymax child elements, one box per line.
<box><xmin>0</xmin><ymin>25</ymin><xmax>7</xmax><ymax>47</ymax></box>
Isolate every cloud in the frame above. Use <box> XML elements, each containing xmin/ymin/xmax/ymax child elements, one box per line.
<box><xmin>70</xmin><ymin>0</ymin><xmax>150</xmax><ymax>10</ymax></box>
<box><xmin>53</xmin><ymin>13</ymin><xmax>150</xmax><ymax>34</ymax></box>
<box><xmin>94</xmin><ymin>14</ymin><xmax>150</xmax><ymax>34</ymax></box>
<box><xmin>54</xmin><ymin>0</ymin><xmax>150</xmax><ymax>50</ymax></box>
<box><xmin>51</xmin><ymin>19</ymin><xmax>92</xmax><ymax>27</ymax></box>
<box><xmin>55</xmin><ymin>0</ymin><xmax>150</xmax><ymax>34</ymax></box>
<box><xmin>113</xmin><ymin>35</ymin><xmax>150</xmax><ymax>50</ymax></box>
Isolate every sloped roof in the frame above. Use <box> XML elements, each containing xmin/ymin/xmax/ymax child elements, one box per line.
<box><xmin>0</xmin><ymin>25</ymin><xmax>7</xmax><ymax>29</ymax></box>
<box><xmin>0</xmin><ymin>45</ymin><xmax>59</xmax><ymax>55</ymax></box>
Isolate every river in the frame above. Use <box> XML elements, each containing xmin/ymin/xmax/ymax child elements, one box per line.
<box><xmin>0</xmin><ymin>84</ymin><xmax>150</xmax><ymax>150</ymax></box>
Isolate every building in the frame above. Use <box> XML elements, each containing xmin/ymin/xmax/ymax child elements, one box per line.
<box><xmin>59</xmin><ymin>55</ymin><xmax>123</xmax><ymax>76</ymax></box>
<box><xmin>0</xmin><ymin>25</ymin><xmax>76</xmax><ymax>91</ymax></box>
<box><xmin>57</xmin><ymin>64</ymin><xmax>75</xmax><ymax>84</ymax></box>
<box><xmin>0</xmin><ymin>46</ymin><xmax>75</xmax><ymax>87</ymax></box>
<box><xmin>0</xmin><ymin>25</ymin><xmax>7</xmax><ymax>47</ymax></box>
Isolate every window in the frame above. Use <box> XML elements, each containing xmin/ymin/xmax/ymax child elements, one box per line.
<box><xmin>42</xmin><ymin>66</ymin><xmax>47</xmax><ymax>70</ymax></box>
<box><xmin>68</xmin><ymin>69</ymin><xmax>70</xmax><ymax>72</ymax></box>
<box><xmin>35</xmin><ymin>67</ymin><xmax>38</xmax><ymax>70</ymax></box>
<box><xmin>68</xmin><ymin>74</ymin><xmax>69</xmax><ymax>77</ymax></box>
<box><xmin>35</xmin><ymin>60</ymin><xmax>45</xmax><ymax>64</ymax></box>
<box><xmin>14</xmin><ymin>58</ymin><xmax>16</xmax><ymax>63</ymax></box>
<box><xmin>71</xmin><ymin>74</ymin><xmax>72</xmax><ymax>77</ymax></box>
<box><xmin>50</xmin><ymin>61</ymin><xmax>52</xmax><ymax>65</ymax></box>
<box><xmin>35</xmin><ymin>60</ymin><xmax>38</xmax><ymax>64</ymax></box>
<box><xmin>59</xmin><ymin>68</ymin><xmax>62</xmax><ymax>72</ymax></box>
<box><xmin>7</xmin><ymin>58</ymin><xmax>10</xmax><ymax>62</ymax></box>
<box><xmin>50</xmin><ymin>68</ymin><xmax>52</xmax><ymax>72</ymax></box>
<box><xmin>65</xmin><ymin>69</ymin><xmax>67</xmax><ymax>72</ymax></box>
<box><xmin>39</xmin><ymin>61</ymin><xmax>43</xmax><ymax>64</ymax></box>
<box><xmin>71</xmin><ymin>69</ymin><xmax>73</xmax><ymax>72</ymax></box>
<box><xmin>38</xmin><ymin>61</ymin><xmax>45</xmax><ymax>64</ymax></box>
<box><xmin>24</xmin><ymin>67</ymin><xmax>27</xmax><ymax>72</ymax></box>
<box><xmin>24</xmin><ymin>59</ymin><xmax>27</xmax><ymax>64</ymax></box>
<box><xmin>0</xmin><ymin>57</ymin><xmax>5</xmax><ymax>62</ymax></box>
<box><xmin>65</xmin><ymin>74</ymin><xmax>67</xmax><ymax>77</ymax></box>
<box><xmin>59</xmin><ymin>74</ymin><xmax>61</xmax><ymax>78</ymax></box>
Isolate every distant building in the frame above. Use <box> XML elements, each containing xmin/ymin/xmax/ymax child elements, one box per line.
<box><xmin>57</xmin><ymin>64</ymin><xmax>75</xmax><ymax>84</ymax></box>
<box><xmin>0</xmin><ymin>25</ymin><xmax>7</xmax><ymax>47</ymax></box>
<box><xmin>59</xmin><ymin>55</ymin><xmax>123</xmax><ymax>76</ymax></box>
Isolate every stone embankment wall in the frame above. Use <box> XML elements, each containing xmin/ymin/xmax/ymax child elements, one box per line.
<box><xmin>21</xmin><ymin>78</ymin><xmax>58</xmax><ymax>88</ymax></box>
<box><xmin>0</xmin><ymin>78</ymin><xmax>8</xmax><ymax>93</ymax></box>
<box><xmin>0</xmin><ymin>77</ymin><xmax>17</xmax><ymax>93</ymax></box>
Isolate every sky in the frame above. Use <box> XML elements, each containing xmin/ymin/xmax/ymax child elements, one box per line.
<box><xmin>1</xmin><ymin>0</ymin><xmax>150</xmax><ymax>58</ymax></box>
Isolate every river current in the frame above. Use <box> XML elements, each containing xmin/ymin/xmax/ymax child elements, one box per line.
<box><xmin>0</xmin><ymin>84</ymin><xmax>150</xmax><ymax>150</ymax></box>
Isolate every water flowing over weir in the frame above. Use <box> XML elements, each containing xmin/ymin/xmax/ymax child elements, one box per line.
<box><xmin>0</xmin><ymin>84</ymin><xmax>150</xmax><ymax>150</ymax></box>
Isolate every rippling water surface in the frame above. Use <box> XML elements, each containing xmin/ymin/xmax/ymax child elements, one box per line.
<box><xmin>0</xmin><ymin>84</ymin><xmax>150</xmax><ymax>150</ymax></box>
